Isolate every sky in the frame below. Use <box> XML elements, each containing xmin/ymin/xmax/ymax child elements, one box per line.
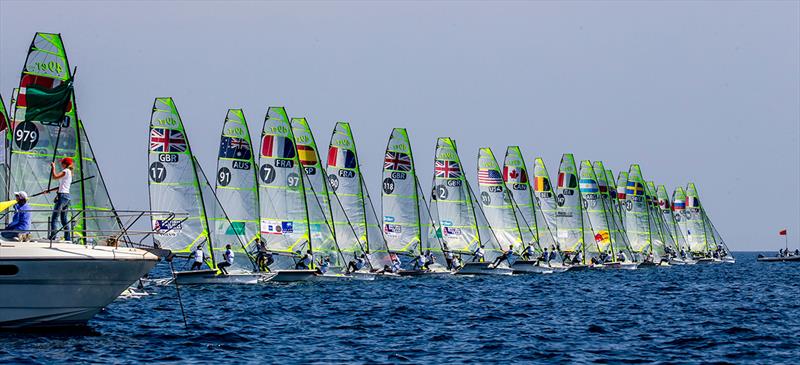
<box><xmin>1</xmin><ymin>1</ymin><xmax>798</xmax><ymax>251</ymax></box>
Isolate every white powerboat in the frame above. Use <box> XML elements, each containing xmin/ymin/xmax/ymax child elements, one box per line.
<box><xmin>0</xmin><ymin>240</ymin><xmax>159</xmax><ymax>328</ymax></box>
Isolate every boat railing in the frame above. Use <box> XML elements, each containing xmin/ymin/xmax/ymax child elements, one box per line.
<box><xmin>0</xmin><ymin>208</ymin><xmax>189</xmax><ymax>250</ymax></box>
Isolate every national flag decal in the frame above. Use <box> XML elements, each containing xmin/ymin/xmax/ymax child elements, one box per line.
<box><xmin>261</xmin><ymin>135</ymin><xmax>295</xmax><ymax>159</ymax></box>
<box><xmin>478</xmin><ymin>168</ymin><xmax>503</xmax><ymax>185</ymax></box>
<box><xmin>435</xmin><ymin>160</ymin><xmax>462</xmax><ymax>179</ymax></box>
<box><xmin>150</xmin><ymin>128</ymin><xmax>187</xmax><ymax>153</ymax></box>
<box><xmin>625</xmin><ymin>181</ymin><xmax>644</xmax><ymax>196</ymax></box>
<box><xmin>557</xmin><ymin>172</ymin><xmax>577</xmax><ymax>189</ymax></box>
<box><xmin>503</xmin><ymin>166</ymin><xmax>527</xmax><ymax>183</ymax></box>
<box><xmin>297</xmin><ymin>145</ymin><xmax>318</xmax><ymax>166</ymax></box>
<box><xmin>533</xmin><ymin>176</ymin><xmax>551</xmax><ymax>192</ymax></box>
<box><xmin>579</xmin><ymin>178</ymin><xmax>599</xmax><ymax>193</ymax></box>
<box><xmin>328</xmin><ymin>146</ymin><xmax>357</xmax><ymax>169</ymax></box>
<box><xmin>672</xmin><ymin>199</ymin><xmax>685</xmax><ymax>210</ymax></box>
<box><xmin>384</xmin><ymin>151</ymin><xmax>412</xmax><ymax>171</ymax></box>
<box><xmin>219</xmin><ymin>136</ymin><xmax>251</xmax><ymax>160</ymax></box>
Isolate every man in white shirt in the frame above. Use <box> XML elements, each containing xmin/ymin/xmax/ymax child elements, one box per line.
<box><xmin>217</xmin><ymin>244</ymin><xmax>234</xmax><ymax>274</ymax></box>
<box><xmin>191</xmin><ymin>245</ymin><xmax>205</xmax><ymax>270</ymax></box>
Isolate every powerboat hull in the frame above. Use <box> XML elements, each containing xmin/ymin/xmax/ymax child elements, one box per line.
<box><xmin>455</xmin><ymin>262</ymin><xmax>514</xmax><ymax>276</ymax></box>
<box><xmin>756</xmin><ymin>255</ymin><xmax>800</xmax><ymax>262</ymax></box>
<box><xmin>0</xmin><ymin>242</ymin><xmax>158</xmax><ymax>328</ymax></box>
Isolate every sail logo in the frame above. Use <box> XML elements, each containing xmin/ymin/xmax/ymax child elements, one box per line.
<box><xmin>261</xmin><ymin>220</ymin><xmax>293</xmax><ymax>235</ymax></box>
<box><xmin>267</xmin><ymin>125</ymin><xmax>289</xmax><ymax>134</ymax></box>
<box><xmin>225</xmin><ymin>126</ymin><xmax>244</xmax><ymax>137</ymax></box>
<box><xmin>391</xmin><ymin>143</ymin><xmax>407</xmax><ymax>151</ymax></box>
<box><xmin>154</xmin><ymin>117</ymin><xmax>179</xmax><ymax>127</ymax></box>
<box><xmin>154</xmin><ymin>220</ymin><xmax>182</xmax><ymax>236</ymax></box>
<box><xmin>437</xmin><ymin>152</ymin><xmax>456</xmax><ymax>160</ymax></box>
<box><xmin>384</xmin><ymin>224</ymin><xmax>402</xmax><ymax>236</ymax></box>
<box><xmin>334</xmin><ymin>138</ymin><xmax>351</xmax><ymax>147</ymax></box>
<box><xmin>295</xmin><ymin>135</ymin><xmax>310</xmax><ymax>144</ymax></box>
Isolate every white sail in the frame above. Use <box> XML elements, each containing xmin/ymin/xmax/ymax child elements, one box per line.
<box><xmin>555</xmin><ymin>154</ymin><xmax>583</xmax><ymax>254</ymax></box>
<box><xmin>477</xmin><ymin>147</ymin><xmax>523</xmax><ymax>253</ymax></box>
<box><xmin>623</xmin><ymin>165</ymin><xmax>653</xmax><ymax>257</ymax></box>
<box><xmin>503</xmin><ymin>147</ymin><xmax>557</xmax><ymax>253</ymax></box>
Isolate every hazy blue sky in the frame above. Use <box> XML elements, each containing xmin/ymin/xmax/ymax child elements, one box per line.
<box><xmin>1</xmin><ymin>1</ymin><xmax>798</xmax><ymax>251</ymax></box>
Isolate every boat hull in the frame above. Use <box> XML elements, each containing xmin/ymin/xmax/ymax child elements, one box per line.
<box><xmin>397</xmin><ymin>269</ymin><xmax>453</xmax><ymax>277</ymax></box>
<box><xmin>511</xmin><ymin>261</ymin><xmax>554</xmax><ymax>274</ymax></box>
<box><xmin>0</xmin><ymin>242</ymin><xmax>158</xmax><ymax>328</ymax></box>
<box><xmin>455</xmin><ymin>262</ymin><xmax>514</xmax><ymax>276</ymax></box>
<box><xmin>592</xmin><ymin>262</ymin><xmax>639</xmax><ymax>270</ymax></box>
<box><xmin>757</xmin><ymin>255</ymin><xmax>800</xmax><ymax>262</ymax></box>
<box><xmin>271</xmin><ymin>270</ymin><xmax>318</xmax><ymax>282</ymax></box>
<box><xmin>173</xmin><ymin>270</ymin><xmax>265</xmax><ymax>285</ymax></box>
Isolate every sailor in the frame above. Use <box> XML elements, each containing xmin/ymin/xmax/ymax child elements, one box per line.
<box><xmin>572</xmin><ymin>250</ymin><xmax>583</xmax><ymax>264</ymax></box>
<box><xmin>347</xmin><ymin>253</ymin><xmax>367</xmax><ymax>274</ymax></box>
<box><xmin>2</xmin><ymin>192</ymin><xmax>32</xmax><ymax>240</ymax></box>
<box><xmin>451</xmin><ymin>255</ymin><xmax>462</xmax><ymax>270</ymax></box>
<box><xmin>424</xmin><ymin>250</ymin><xmax>436</xmax><ymax>269</ymax></box>
<box><xmin>491</xmin><ymin>245</ymin><xmax>514</xmax><ymax>268</ymax></box>
<box><xmin>190</xmin><ymin>245</ymin><xmax>205</xmax><ymax>270</ymax></box>
<box><xmin>795</xmin><ymin>249</ymin><xmax>799</xmax><ymax>256</ymax></box>
<box><xmin>48</xmin><ymin>157</ymin><xmax>74</xmax><ymax>241</ymax></box>
<box><xmin>296</xmin><ymin>250</ymin><xmax>313</xmax><ymax>270</ymax></box>
<box><xmin>255</xmin><ymin>239</ymin><xmax>273</xmax><ymax>271</ymax></box>
<box><xmin>548</xmin><ymin>245</ymin><xmax>558</xmax><ymax>262</ymax></box>
<box><xmin>522</xmin><ymin>245</ymin><xmax>536</xmax><ymax>261</ymax></box>
<box><xmin>217</xmin><ymin>244</ymin><xmax>234</xmax><ymax>275</ymax></box>
<box><xmin>472</xmin><ymin>244</ymin><xmax>485</xmax><ymax>262</ymax></box>
<box><xmin>317</xmin><ymin>256</ymin><xmax>331</xmax><ymax>275</ymax></box>
<box><xmin>539</xmin><ymin>247</ymin><xmax>549</xmax><ymax>264</ymax></box>
<box><xmin>599</xmin><ymin>251</ymin><xmax>610</xmax><ymax>263</ymax></box>
<box><xmin>389</xmin><ymin>253</ymin><xmax>402</xmax><ymax>273</ymax></box>
<box><xmin>617</xmin><ymin>251</ymin><xmax>627</xmax><ymax>262</ymax></box>
<box><xmin>443</xmin><ymin>243</ymin><xmax>454</xmax><ymax>270</ymax></box>
<box><xmin>413</xmin><ymin>254</ymin><xmax>427</xmax><ymax>270</ymax></box>
<box><xmin>680</xmin><ymin>248</ymin><xmax>687</xmax><ymax>259</ymax></box>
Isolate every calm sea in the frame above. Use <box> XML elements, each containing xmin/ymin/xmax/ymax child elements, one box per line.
<box><xmin>1</xmin><ymin>252</ymin><xmax>798</xmax><ymax>364</ymax></box>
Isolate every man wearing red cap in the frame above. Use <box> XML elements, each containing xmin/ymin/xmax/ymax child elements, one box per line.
<box><xmin>49</xmin><ymin>157</ymin><xmax>74</xmax><ymax>241</ymax></box>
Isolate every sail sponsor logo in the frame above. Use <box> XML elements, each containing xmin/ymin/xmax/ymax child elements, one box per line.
<box><xmin>390</xmin><ymin>143</ymin><xmax>407</xmax><ymax>152</ymax></box>
<box><xmin>441</xmin><ymin>220</ymin><xmax>453</xmax><ymax>227</ymax></box>
<box><xmin>479</xmin><ymin>160</ymin><xmax>498</xmax><ymax>170</ymax></box>
<box><xmin>506</xmin><ymin>159</ymin><xmax>522</xmax><ymax>167</ymax></box>
<box><xmin>384</xmin><ymin>223</ymin><xmax>402</xmax><ymax>236</ymax></box>
<box><xmin>383</xmin><ymin>216</ymin><xmax>396</xmax><ymax>223</ymax></box>
<box><xmin>261</xmin><ymin>220</ymin><xmax>293</xmax><ymax>235</ymax></box>
<box><xmin>225</xmin><ymin>221</ymin><xmax>246</xmax><ymax>235</ymax></box>
<box><xmin>295</xmin><ymin>134</ymin><xmax>310</xmax><ymax>144</ymax></box>
<box><xmin>443</xmin><ymin>227</ymin><xmax>461</xmax><ymax>236</ymax></box>
<box><xmin>153</xmin><ymin>220</ymin><xmax>182</xmax><ymax>236</ymax></box>
<box><xmin>436</xmin><ymin>151</ymin><xmax>456</xmax><ymax>160</ymax></box>
<box><xmin>267</xmin><ymin>125</ymin><xmax>289</xmax><ymax>134</ymax></box>
<box><xmin>225</xmin><ymin>126</ymin><xmax>244</xmax><ymax>137</ymax></box>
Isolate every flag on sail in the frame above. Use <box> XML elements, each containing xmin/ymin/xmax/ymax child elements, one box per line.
<box><xmin>616</xmin><ymin>185</ymin><xmax>626</xmax><ymax>200</ymax></box>
<box><xmin>478</xmin><ymin>168</ymin><xmax>503</xmax><ymax>185</ymax></box>
<box><xmin>261</xmin><ymin>135</ymin><xmax>295</xmax><ymax>158</ymax></box>
<box><xmin>503</xmin><ymin>166</ymin><xmax>527</xmax><ymax>183</ymax></box>
<box><xmin>19</xmin><ymin>80</ymin><xmax>73</xmax><ymax>124</ymax></box>
<box><xmin>557</xmin><ymin>172</ymin><xmax>577</xmax><ymax>188</ymax></box>
<box><xmin>533</xmin><ymin>176</ymin><xmax>550</xmax><ymax>192</ymax></box>
<box><xmin>327</xmin><ymin>146</ymin><xmax>356</xmax><ymax>168</ymax></box>
<box><xmin>150</xmin><ymin>128</ymin><xmax>187</xmax><ymax>152</ymax></box>
<box><xmin>296</xmin><ymin>144</ymin><xmax>317</xmax><ymax>166</ymax></box>
<box><xmin>579</xmin><ymin>178</ymin><xmax>598</xmax><ymax>193</ymax></box>
<box><xmin>435</xmin><ymin>160</ymin><xmax>461</xmax><ymax>178</ymax></box>
<box><xmin>625</xmin><ymin>181</ymin><xmax>644</xmax><ymax>196</ymax></box>
<box><xmin>686</xmin><ymin>196</ymin><xmax>699</xmax><ymax>208</ymax></box>
<box><xmin>218</xmin><ymin>136</ymin><xmax>252</xmax><ymax>160</ymax></box>
<box><xmin>672</xmin><ymin>198</ymin><xmax>685</xmax><ymax>210</ymax></box>
<box><xmin>384</xmin><ymin>151</ymin><xmax>411</xmax><ymax>171</ymax></box>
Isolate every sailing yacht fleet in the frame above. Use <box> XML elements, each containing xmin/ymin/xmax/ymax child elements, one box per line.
<box><xmin>0</xmin><ymin>32</ymin><xmax>738</xmax><ymax>327</ymax></box>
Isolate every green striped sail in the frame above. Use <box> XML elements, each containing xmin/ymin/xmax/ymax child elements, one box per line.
<box><xmin>213</xmin><ymin>109</ymin><xmax>260</xmax><ymax>272</ymax></box>
<box><xmin>503</xmin><ymin>147</ymin><xmax>556</xmax><ymax>253</ymax></box>
<box><xmin>657</xmin><ymin>184</ymin><xmax>688</xmax><ymax>253</ymax></box>
<box><xmin>672</xmin><ymin>187</ymin><xmax>692</xmax><ymax>252</ymax></box>
<box><xmin>148</xmin><ymin>98</ymin><xmax>215</xmax><ymax>265</ymax></box>
<box><xmin>645</xmin><ymin>181</ymin><xmax>668</xmax><ymax>258</ymax></box>
<box><xmin>10</xmin><ymin>33</ymin><xmax>121</xmax><ymax>242</ymax></box>
<box><xmin>293</xmin><ymin>118</ymin><xmax>347</xmax><ymax>270</ymax></box>
<box><xmin>578</xmin><ymin>160</ymin><xmax>605</xmax><ymax>257</ymax></box>
<box><xmin>477</xmin><ymin>147</ymin><xmax>522</xmax><ymax>252</ymax></box>
<box><xmin>532</xmin><ymin>157</ymin><xmax>558</xmax><ymax>245</ymax></box>
<box><xmin>257</xmin><ymin>107</ymin><xmax>313</xmax><ymax>270</ymax></box>
<box><xmin>555</xmin><ymin>153</ymin><xmax>584</xmax><ymax>254</ymax></box>
<box><xmin>623</xmin><ymin>165</ymin><xmax>652</xmax><ymax>255</ymax></box>
<box><xmin>615</xmin><ymin>171</ymin><xmax>629</xmax><ymax>223</ymax></box>
<box><xmin>382</xmin><ymin>128</ymin><xmax>442</xmax><ymax>260</ymax></box>
<box><xmin>684</xmin><ymin>183</ymin><xmax>714</xmax><ymax>253</ymax></box>
<box><xmin>327</xmin><ymin>122</ymin><xmax>390</xmax><ymax>268</ymax></box>
<box><xmin>596</xmin><ymin>162</ymin><xmax>632</xmax><ymax>260</ymax></box>
<box><xmin>431</xmin><ymin>138</ymin><xmax>500</xmax><ymax>261</ymax></box>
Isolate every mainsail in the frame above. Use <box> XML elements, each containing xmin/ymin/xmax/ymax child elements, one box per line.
<box><xmin>595</xmin><ymin>162</ymin><xmax>632</xmax><ymax>260</ymax></box>
<box><xmin>382</xmin><ymin>128</ymin><xmax>442</xmax><ymax>259</ymax></box>
<box><xmin>257</xmin><ymin>107</ymin><xmax>316</xmax><ymax>270</ymax></box>
<box><xmin>615</xmin><ymin>171</ymin><xmax>629</xmax><ymax>223</ymax></box>
<box><xmin>657</xmin><ymin>184</ymin><xmax>688</xmax><ymax>253</ymax></box>
<box><xmin>214</xmin><ymin>109</ymin><xmax>260</xmax><ymax>272</ymax></box>
<box><xmin>579</xmin><ymin>160</ymin><xmax>614</xmax><ymax>258</ymax></box>
<box><xmin>623</xmin><ymin>165</ymin><xmax>656</xmax><ymax>258</ymax></box>
<box><xmin>148</xmin><ymin>97</ymin><xmax>215</xmax><ymax>265</ymax></box>
<box><xmin>0</xmin><ymin>94</ymin><xmax>9</xmax><ymax>203</ymax></box>
<box><xmin>672</xmin><ymin>187</ymin><xmax>692</xmax><ymax>253</ymax></box>
<box><xmin>10</xmin><ymin>33</ymin><xmax>121</xmax><ymax>242</ymax></box>
<box><xmin>531</xmin><ymin>157</ymin><xmax>559</xmax><ymax>250</ymax></box>
<box><xmin>292</xmin><ymin>117</ymin><xmax>347</xmax><ymax>271</ymax></box>
<box><xmin>503</xmin><ymin>147</ymin><xmax>556</xmax><ymax>254</ymax></box>
<box><xmin>327</xmin><ymin>122</ymin><xmax>390</xmax><ymax>268</ymax></box>
<box><xmin>555</xmin><ymin>154</ymin><xmax>584</xmax><ymax>255</ymax></box>
<box><xmin>684</xmin><ymin>183</ymin><xmax>715</xmax><ymax>253</ymax></box>
<box><xmin>477</xmin><ymin>148</ymin><xmax>523</xmax><ymax>253</ymax></box>
<box><xmin>431</xmin><ymin>138</ymin><xmax>501</xmax><ymax>261</ymax></box>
